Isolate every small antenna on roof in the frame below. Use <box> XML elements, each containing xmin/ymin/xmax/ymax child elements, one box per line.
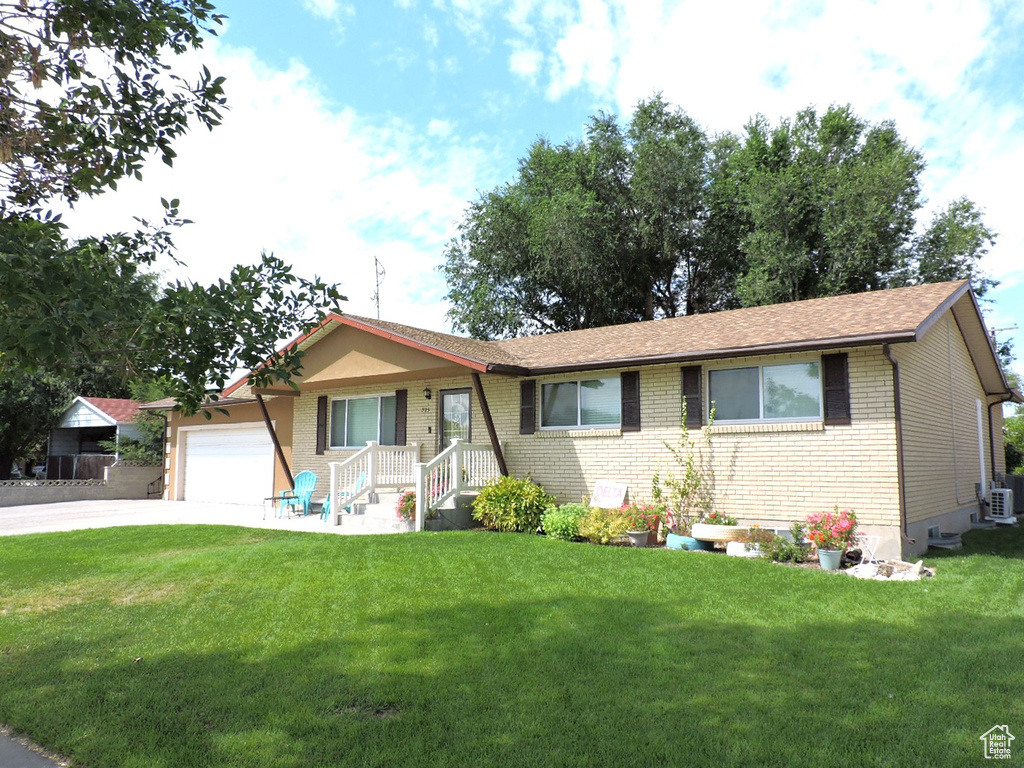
<box><xmin>371</xmin><ymin>255</ymin><xmax>385</xmax><ymax>319</ymax></box>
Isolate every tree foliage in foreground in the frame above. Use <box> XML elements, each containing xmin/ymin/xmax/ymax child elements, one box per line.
<box><xmin>442</xmin><ymin>96</ymin><xmax>999</xmax><ymax>343</ymax></box>
<box><xmin>0</xmin><ymin>1</ymin><xmax>344</xmax><ymax>415</ymax></box>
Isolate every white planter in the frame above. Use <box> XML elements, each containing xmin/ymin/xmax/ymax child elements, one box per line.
<box><xmin>691</xmin><ymin>523</ymin><xmax>749</xmax><ymax>543</ymax></box>
<box><xmin>725</xmin><ymin>541</ymin><xmax>760</xmax><ymax>558</ymax></box>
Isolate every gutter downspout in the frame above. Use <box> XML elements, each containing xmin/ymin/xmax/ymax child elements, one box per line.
<box><xmin>256</xmin><ymin>393</ymin><xmax>295</xmax><ymax>490</ymax></box>
<box><xmin>988</xmin><ymin>395</ymin><xmax>1014</xmax><ymax>483</ymax></box>
<box><xmin>471</xmin><ymin>372</ymin><xmax>509</xmax><ymax>477</ymax></box>
<box><xmin>883</xmin><ymin>345</ymin><xmax>909</xmax><ymax>551</ymax></box>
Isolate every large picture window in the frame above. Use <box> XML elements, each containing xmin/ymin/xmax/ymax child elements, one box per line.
<box><xmin>330</xmin><ymin>395</ymin><xmax>397</xmax><ymax>448</ymax></box>
<box><xmin>709</xmin><ymin>362</ymin><xmax>821</xmax><ymax>422</ymax></box>
<box><xmin>541</xmin><ymin>376</ymin><xmax>621</xmax><ymax>429</ymax></box>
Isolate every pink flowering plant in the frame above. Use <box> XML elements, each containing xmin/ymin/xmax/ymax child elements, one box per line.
<box><xmin>395</xmin><ymin>491</ymin><xmax>416</xmax><ymax>521</ymax></box>
<box><xmin>619</xmin><ymin>502</ymin><xmax>663</xmax><ymax>534</ymax></box>
<box><xmin>805</xmin><ymin>506</ymin><xmax>858</xmax><ymax>550</ymax></box>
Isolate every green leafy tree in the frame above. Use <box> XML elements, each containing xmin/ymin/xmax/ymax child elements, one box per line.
<box><xmin>441</xmin><ymin>96</ymin><xmax>732</xmax><ymax>339</ymax></box>
<box><xmin>0</xmin><ymin>1</ymin><xmax>344</xmax><ymax>414</ymax></box>
<box><xmin>444</xmin><ymin>97</ymin><xmax>998</xmax><ymax>344</ymax></box>
<box><xmin>1005</xmin><ymin>405</ymin><xmax>1024</xmax><ymax>475</ymax></box>
<box><xmin>734</xmin><ymin>105</ymin><xmax>923</xmax><ymax>306</ymax></box>
<box><xmin>0</xmin><ymin>367</ymin><xmax>74</xmax><ymax>480</ymax></box>
<box><xmin>900</xmin><ymin>197</ymin><xmax>998</xmax><ymax>295</ymax></box>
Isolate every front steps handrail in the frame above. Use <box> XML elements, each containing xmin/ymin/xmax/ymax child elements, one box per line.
<box><xmin>328</xmin><ymin>442</ymin><xmax>420</xmax><ymax>523</ymax></box>
<box><xmin>413</xmin><ymin>438</ymin><xmax>500</xmax><ymax>531</ymax></box>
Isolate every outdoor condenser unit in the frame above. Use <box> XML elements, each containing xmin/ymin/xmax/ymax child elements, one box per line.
<box><xmin>989</xmin><ymin>488</ymin><xmax>1017</xmax><ymax>525</ymax></box>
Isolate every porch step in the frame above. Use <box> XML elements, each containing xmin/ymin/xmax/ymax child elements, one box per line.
<box><xmin>927</xmin><ymin>531</ymin><xmax>963</xmax><ymax>550</ymax></box>
<box><xmin>337</xmin><ymin>501</ymin><xmax>414</xmax><ymax>532</ymax></box>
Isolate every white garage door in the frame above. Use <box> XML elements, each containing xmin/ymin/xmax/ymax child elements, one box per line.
<box><xmin>183</xmin><ymin>425</ymin><xmax>274</xmax><ymax>506</ymax></box>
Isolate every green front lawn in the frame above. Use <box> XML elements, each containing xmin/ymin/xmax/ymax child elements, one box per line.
<box><xmin>0</xmin><ymin>525</ymin><xmax>1021</xmax><ymax>767</ymax></box>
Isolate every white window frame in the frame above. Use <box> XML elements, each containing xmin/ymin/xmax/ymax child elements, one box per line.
<box><xmin>708</xmin><ymin>360</ymin><xmax>823</xmax><ymax>424</ymax></box>
<box><xmin>329</xmin><ymin>393</ymin><xmax>398</xmax><ymax>449</ymax></box>
<box><xmin>540</xmin><ymin>376</ymin><xmax>621</xmax><ymax>430</ymax></box>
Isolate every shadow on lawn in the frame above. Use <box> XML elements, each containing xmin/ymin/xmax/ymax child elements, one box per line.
<box><xmin>2</xmin><ymin>594</ymin><xmax>1022</xmax><ymax>767</ymax></box>
<box><xmin>927</xmin><ymin>523</ymin><xmax>1024</xmax><ymax>561</ymax></box>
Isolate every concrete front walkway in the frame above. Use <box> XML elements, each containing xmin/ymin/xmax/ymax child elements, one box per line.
<box><xmin>0</xmin><ymin>499</ymin><xmax>393</xmax><ymax>537</ymax></box>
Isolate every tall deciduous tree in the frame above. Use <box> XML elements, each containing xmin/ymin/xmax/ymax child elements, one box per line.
<box><xmin>442</xmin><ymin>96</ymin><xmax>730</xmax><ymax>339</ymax></box>
<box><xmin>733</xmin><ymin>105</ymin><xmax>924</xmax><ymax>306</ymax></box>
<box><xmin>0</xmin><ymin>1</ymin><xmax>344</xmax><ymax>414</ymax></box>
<box><xmin>905</xmin><ymin>196</ymin><xmax>998</xmax><ymax>295</ymax></box>
<box><xmin>443</xmin><ymin>97</ymin><xmax>999</xmax><ymax>349</ymax></box>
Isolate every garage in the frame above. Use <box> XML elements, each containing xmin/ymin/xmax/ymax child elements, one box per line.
<box><xmin>182</xmin><ymin>425</ymin><xmax>274</xmax><ymax>506</ymax></box>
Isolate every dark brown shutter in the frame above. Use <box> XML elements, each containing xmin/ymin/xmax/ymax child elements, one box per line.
<box><xmin>822</xmin><ymin>353</ymin><xmax>851</xmax><ymax>426</ymax></box>
<box><xmin>621</xmin><ymin>371</ymin><xmax>641</xmax><ymax>432</ymax></box>
<box><xmin>520</xmin><ymin>380</ymin><xmax>536</xmax><ymax>434</ymax></box>
<box><xmin>316</xmin><ymin>395</ymin><xmax>328</xmax><ymax>454</ymax></box>
<box><xmin>681</xmin><ymin>366</ymin><xmax>702</xmax><ymax>428</ymax></box>
<box><xmin>394</xmin><ymin>389</ymin><xmax>408</xmax><ymax>446</ymax></box>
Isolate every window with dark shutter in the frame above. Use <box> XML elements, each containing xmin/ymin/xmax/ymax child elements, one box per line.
<box><xmin>621</xmin><ymin>371</ymin><xmax>640</xmax><ymax>432</ymax></box>
<box><xmin>520</xmin><ymin>380</ymin><xmax>536</xmax><ymax>434</ymax></box>
<box><xmin>394</xmin><ymin>389</ymin><xmax>408</xmax><ymax>446</ymax></box>
<box><xmin>681</xmin><ymin>366</ymin><xmax>702</xmax><ymax>428</ymax></box>
<box><xmin>822</xmin><ymin>353</ymin><xmax>851</xmax><ymax>426</ymax></box>
<box><xmin>316</xmin><ymin>395</ymin><xmax>328</xmax><ymax>454</ymax></box>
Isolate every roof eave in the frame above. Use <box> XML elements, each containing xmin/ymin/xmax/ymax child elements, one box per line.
<box><xmin>519</xmin><ymin>332</ymin><xmax>919</xmax><ymax>376</ymax></box>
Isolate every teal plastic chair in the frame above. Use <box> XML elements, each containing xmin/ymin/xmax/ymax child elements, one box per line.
<box><xmin>279</xmin><ymin>470</ymin><xmax>317</xmax><ymax>517</ymax></box>
<box><xmin>321</xmin><ymin>471</ymin><xmax>366</xmax><ymax>521</ymax></box>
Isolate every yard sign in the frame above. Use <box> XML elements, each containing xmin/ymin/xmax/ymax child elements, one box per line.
<box><xmin>591</xmin><ymin>481</ymin><xmax>627</xmax><ymax>509</ymax></box>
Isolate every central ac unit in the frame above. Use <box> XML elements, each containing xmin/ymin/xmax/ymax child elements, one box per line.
<box><xmin>989</xmin><ymin>488</ymin><xmax>1017</xmax><ymax>525</ymax></box>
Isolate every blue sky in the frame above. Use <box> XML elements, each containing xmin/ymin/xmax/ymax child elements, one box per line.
<box><xmin>67</xmin><ymin>0</ymin><xmax>1024</xmax><ymax>378</ymax></box>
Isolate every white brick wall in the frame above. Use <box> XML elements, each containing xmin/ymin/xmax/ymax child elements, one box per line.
<box><xmin>287</xmin><ymin>349</ymin><xmax>902</xmax><ymax>531</ymax></box>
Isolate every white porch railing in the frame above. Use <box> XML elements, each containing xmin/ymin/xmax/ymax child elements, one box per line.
<box><xmin>328</xmin><ymin>441</ymin><xmax>420</xmax><ymax>523</ymax></box>
<box><xmin>413</xmin><ymin>438</ymin><xmax>501</xmax><ymax>532</ymax></box>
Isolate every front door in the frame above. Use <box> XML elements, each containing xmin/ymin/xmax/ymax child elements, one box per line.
<box><xmin>440</xmin><ymin>388</ymin><xmax>472</xmax><ymax>448</ymax></box>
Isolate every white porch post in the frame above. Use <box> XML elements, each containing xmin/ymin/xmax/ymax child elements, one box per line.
<box><xmin>452</xmin><ymin>437</ymin><xmax>464</xmax><ymax>497</ymax></box>
<box><xmin>414</xmin><ymin>461</ymin><xmax>425</xmax><ymax>532</ymax></box>
<box><xmin>329</xmin><ymin>461</ymin><xmax>338</xmax><ymax>525</ymax></box>
<box><xmin>366</xmin><ymin>441</ymin><xmax>378</xmax><ymax>500</ymax></box>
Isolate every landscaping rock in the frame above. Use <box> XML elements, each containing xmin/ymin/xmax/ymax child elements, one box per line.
<box><xmin>843</xmin><ymin>559</ymin><xmax>935</xmax><ymax>581</ymax></box>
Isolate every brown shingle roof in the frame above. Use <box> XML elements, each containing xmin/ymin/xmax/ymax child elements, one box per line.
<box><xmin>214</xmin><ymin>280</ymin><xmax>977</xmax><ymax>400</ymax></box>
<box><xmin>491</xmin><ymin>280</ymin><xmax>969</xmax><ymax>370</ymax></box>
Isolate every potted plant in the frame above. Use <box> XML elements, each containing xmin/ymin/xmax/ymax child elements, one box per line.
<box><xmin>396</xmin><ymin>490</ymin><xmax>416</xmax><ymax>522</ymax></box>
<box><xmin>728</xmin><ymin>524</ymin><xmax>774</xmax><ymax>558</ymax></box>
<box><xmin>619</xmin><ymin>502</ymin><xmax>661</xmax><ymax>547</ymax></box>
<box><xmin>691</xmin><ymin>510</ymin><xmax>747</xmax><ymax>544</ymax></box>
<box><xmin>805</xmin><ymin>507</ymin><xmax>858</xmax><ymax>571</ymax></box>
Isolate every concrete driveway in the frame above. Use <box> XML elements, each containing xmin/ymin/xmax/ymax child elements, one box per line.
<box><xmin>0</xmin><ymin>499</ymin><xmax>376</xmax><ymax>537</ymax></box>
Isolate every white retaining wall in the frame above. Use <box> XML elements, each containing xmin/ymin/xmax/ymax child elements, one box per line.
<box><xmin>0</xmin><ymin>465</ymin><xmax>161</xmax><ymax>507</ymax></box>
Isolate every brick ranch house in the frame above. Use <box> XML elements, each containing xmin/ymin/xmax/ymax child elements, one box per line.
<box><xmin>153</xmin><ymin>280</ymin><xmax>1020</xmax><ymax>559</ymax></box>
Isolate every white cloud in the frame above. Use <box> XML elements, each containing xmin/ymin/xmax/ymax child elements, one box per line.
<box><xmin>60</xmin><ymin>41</ymin><xmax>494</xmax><ymax>333</ymax></box>
<box><xmin>423</xmin><ymin>18</ymin><xmax>440</xmax><ymax>47</ymax></box>
<box><xmin>428</xmin><ymin>119</ymin><xmax>455</xmax><ymax>137</ymax></box>
<box><xmin>508</xmin><ymin>44</ymin><xmax>543</xmax><ymax>82</ymax></box>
